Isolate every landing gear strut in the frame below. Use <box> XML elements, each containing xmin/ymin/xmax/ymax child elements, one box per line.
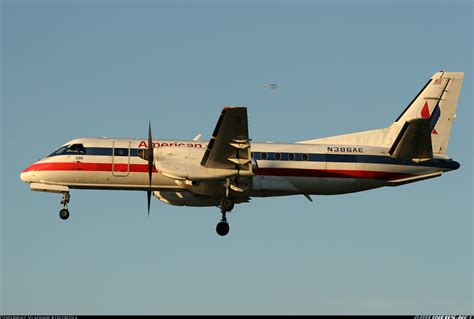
<box><xmin>215</xmin><ymin>179</ymin><xmax>236</xmax><ymax>236</ymax></box>
<box><xmin>59</xmin><ymin>192</ymin><xmax>70</xmax><ymax>220</ymax></box>
<box><xmin>216</xmin><ymin>195</ymin><xmax>234</xmax><ymax>236</ymax></box>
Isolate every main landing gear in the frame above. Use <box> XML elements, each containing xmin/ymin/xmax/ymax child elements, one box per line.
<box><xmin>216</xmin><ymin>196</ymin><xmax>235</xmax><ymax>236</ymax></box>
<box><xmin>59</xmin><ymin>192</ymin><xmax>70</xmax><ymax>220</ymax></box>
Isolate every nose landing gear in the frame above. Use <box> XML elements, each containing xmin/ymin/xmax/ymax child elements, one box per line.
<box><xmin>59</xmin><ymin>192</ymin><xmax>70</xmax><ymax>220</ymax></box>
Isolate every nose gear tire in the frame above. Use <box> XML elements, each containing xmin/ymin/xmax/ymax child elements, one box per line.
<box><xmin>59</xmin><ymin>208</ymin><xmax>70</xmax><ymax>220</ymax></box>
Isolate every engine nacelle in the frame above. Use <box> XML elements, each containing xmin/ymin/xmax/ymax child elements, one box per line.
<box><xmin>154</xmin><ymin>190</ymin><xmax>220</xmax><ymax>207</ymax></box>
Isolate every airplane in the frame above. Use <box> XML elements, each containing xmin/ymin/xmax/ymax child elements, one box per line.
<box><xmin>263</xmin><ymin>83</ymin><xmax>278</xmax><ymax>90</ymax></box>
<box><xmin>20</xmin><ymin>71</ymin><xmax>464</xmax><ymax>236</ymax></box>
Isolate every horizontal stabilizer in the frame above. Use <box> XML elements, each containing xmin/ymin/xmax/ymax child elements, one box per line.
<box><xmin>386</xmin><ymin>171</ymin><xmax>442</xmax><ymax>186</ymax></box>
<box><xmin>389</xmin><ymin>118</ymin><xmax>433</xmax><ymax>161</ymax></box>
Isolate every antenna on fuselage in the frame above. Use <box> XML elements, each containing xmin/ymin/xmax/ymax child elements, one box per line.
<box><xmin>192</xmin><ymin>133</ymin><xmax>202</xmax><ymax>141</ymax></box>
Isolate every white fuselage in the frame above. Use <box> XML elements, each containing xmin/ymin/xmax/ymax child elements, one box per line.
<box><xmin>20</xmin><ymin>137</ymin><xmax>459</xmax><ymax>207</ymax></box>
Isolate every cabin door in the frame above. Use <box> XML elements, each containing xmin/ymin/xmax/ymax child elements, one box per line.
<box><xmin>112</xmin><ymin>140</ymin><xmax>131</xmax><ymax>177</ymax></box>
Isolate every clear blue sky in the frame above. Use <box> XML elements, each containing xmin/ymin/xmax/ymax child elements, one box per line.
<box><xmin>1</xmin><ymin>0</ymin><xmax>472</xmax><ymax>315</ymax></box>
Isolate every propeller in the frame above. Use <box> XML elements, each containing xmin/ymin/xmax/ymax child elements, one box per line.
<box><xmin>138</xmin><ymin>121</ymin><xmax>154</xmax><ymax>215</ymax></box>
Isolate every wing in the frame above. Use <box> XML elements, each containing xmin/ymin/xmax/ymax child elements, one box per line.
<box><xmin>153</xmin><ymin>106</ymin><xmax>254</xmax><ymax>197</ymax></box>
<box><xmin>200</xmin><ymin>106</ymin><xmax>252</xmax><ymax>173</ymax></box>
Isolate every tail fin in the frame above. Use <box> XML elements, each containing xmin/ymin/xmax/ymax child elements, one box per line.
<box><xmin>393</xmin><ymin>71</ymin><xmax>464</xmax><ymax>156</ymax></box>
<box><xmin>297</xmin><ymin>71</ymin><xmax>464</xmax><ymax>154</ymax></box>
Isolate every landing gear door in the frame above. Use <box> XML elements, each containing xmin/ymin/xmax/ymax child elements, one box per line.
<box><xmin>112</xmin><ymin>140</ymin><xmax>130</xmax><ymax>177</ymax></box>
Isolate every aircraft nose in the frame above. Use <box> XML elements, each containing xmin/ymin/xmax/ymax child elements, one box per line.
<box><xmin>20</xmin><ymin>166</ymin><xmax>34</xmax><ymax>183</ymax></box>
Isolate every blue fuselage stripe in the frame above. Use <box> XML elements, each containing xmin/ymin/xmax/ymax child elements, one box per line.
<box><xmin>49</xmin><ymin>147</ymin><xmax>460</xmax><ymax>170</ymax></box>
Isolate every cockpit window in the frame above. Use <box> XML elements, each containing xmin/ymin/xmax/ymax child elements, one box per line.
<box><xmin>48</xmin><ymin>144</ymin><xmax>85</xmax><ymax>157</ymax></box>
<box><xmin>49</xmin><ymin>145</ymin><xmax>69</xmax><ymax>157</ymax></box>
<box><xmin>66</xmin><ymin>143</ymin><xmax>85</xmax><ymax>154</ymax></box>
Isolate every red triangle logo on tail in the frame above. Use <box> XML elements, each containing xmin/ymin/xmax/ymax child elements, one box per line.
<box><xmin>420</xmin><ymin>101</ymin><xmax>438</xmax><ymax>134</ymax></box>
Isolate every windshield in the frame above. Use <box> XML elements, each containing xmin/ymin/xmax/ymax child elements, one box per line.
<box><xmin>48</xmin><ymin>145</ymin><xmax>70</xmax><ymax>157</ymax></box>
<box><xmin>48</xmin><ymin>144</ymin><xmax>85</xmax><ymax>157</ymax></box>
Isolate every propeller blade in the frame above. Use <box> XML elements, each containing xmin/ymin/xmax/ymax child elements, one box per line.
<box><xmin>146</xmin><ymin>121</ymin><xmax>154</xmax><ymax>215</ymax></box>
<box><xmin>148</xmin><ymin>160</ymin><xmax>153</xmax><ymax>187</ymax></box>
<box><xmin>148</xmin><ymin>121</ymin><xmax>152</xmax><ymax>141</ymax></box>
<box><xmin>147</xmin><ymin>121</ymin><xmax>153</xmax><ymax>186</ymax></box>
<box><xmin>147</xmin><ymin>190</ymin><xmax>151</xmax><ymax>216</ymax></box>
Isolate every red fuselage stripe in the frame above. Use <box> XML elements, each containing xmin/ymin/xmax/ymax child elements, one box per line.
<box><xmin>255</xmin><ymin>168</ymin><xmax>413</xmax><ymax>180</ymax></box>
<box><xmin>23</xmin><ymin>162</ymin><xmax>158</xmax><ymax>173</ymax></box>
<box><xmin>23</xmin><ymin>162</ymin><xmax>415</xmax><ymax>181</ymax></box>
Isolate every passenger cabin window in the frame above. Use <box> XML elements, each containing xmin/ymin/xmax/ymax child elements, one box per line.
<box><xmin>275</xmin><ymin>153</ymin><xmax>281</xmax><ymax>160</ymax></box>
<box><xmin>288</xmin><ymin>153</ymin><xmax>295</xmax><ymax>160</ymax></box>
<box><xmin>302</xmin><ymin>153</ymin><xmax>309</xmax><ymax>161</ymax></box>
<box><xmin>261</xmin><ymin>152</ymin><xmax>268</xmax><ymax>160</ymax></box>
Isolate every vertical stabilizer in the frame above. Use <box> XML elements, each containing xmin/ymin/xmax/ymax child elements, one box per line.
<box><xmin>297</xmin><ymin>71</ymin><xmax>464</xmax><ymax>155</ymax></box>
<box><xmin>392</xmin><ymin>71</ymin><xmax>464</xmax><ymax>156</ymax></box>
